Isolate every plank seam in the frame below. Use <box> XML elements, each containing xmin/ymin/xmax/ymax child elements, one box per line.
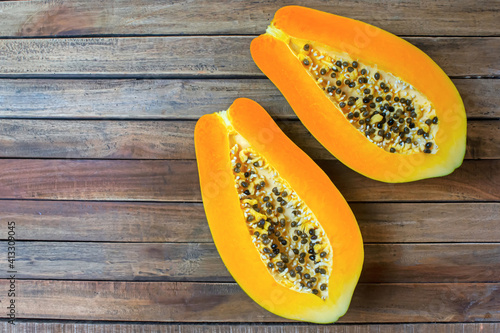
<box><xmin>2</xmin><ymin>240</ymin><xmax>500</xmax><ymax>245</ymax></box>
<box><xmin>0</xmin><ymin>34</ymin><xmax>499</xmax><ymax>39</ymax></box>
<box><xmin>5</xmin><ymin>319</ymin><xmax>500</xmax><ymax>325</ymax></box>
<box><xmin>0</xmin><ymin>75</ymin><xmax>497</xmax><ymax>80</ymax></box>
<box><xmin>4</xmin><ymin>280</ymin><xmax>500</xmax><ymax>285</ymax></box>
<box><xmin>0</xmin><ymin>198</ymin><xmax>499</xmax><ymax>204</ymax></box>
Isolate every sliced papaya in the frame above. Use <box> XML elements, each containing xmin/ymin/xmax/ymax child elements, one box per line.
<box><xmin>250</xmin><ymin>6</ymin><xmax>467</xmax><ymax>183</ymax></box>
<box><xmin>195</xmin><ymin>98</ymin><xmax>363</xmax><ymax>323</ymax></box>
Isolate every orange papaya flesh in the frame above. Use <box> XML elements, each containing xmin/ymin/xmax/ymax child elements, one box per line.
<box><xmin>195</xmin><ymin>98</ymin><xmax>363</xmax><ymax>323</ymax></box>
<box><xmin>251</xmin><ymin>6</ymin><xmax>467</xmax><ymax>183</ymax></box>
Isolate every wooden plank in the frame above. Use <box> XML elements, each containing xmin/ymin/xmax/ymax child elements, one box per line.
<box><xmin>2</xmin><ymin>322</ymin><xmax>500</xmax><ymax>333</ymax></box>
<box><xmin>0</xmin><ymin>79</ymin><xmax>497</xmax><ymax>119</ymax></box>
<box><xmin>354</xmin><ymin>203</ymin><xmax>500</xmax><ymax>243</ymax></box>
<box><xmin>0</xmin><ymin>119</ymin><xmax>496</xmax><ymax>160</ymax></box>
<box><xmin>0</xmin><ymin>159</ymin><xmax>201</xmax><ymax>202</ymax></box>
<box><xmin>1</xmin><ymin>280</ymin><xmax>498</xmax><ymax>322</ymax></box>
<box><xmin>455</xmin><ymin>79</ymin><xmax>500</xmax><ymax>119</ymax></box>
<box><xmin>0</xmin><ymin>119</ymin><xmax>197</xmax><ymax>160</ymax></box>
<box><xmin>361</xmin><ymin>244</ymin><xmax>500</xmax><ymax>283</ymax></box>
<box><xmin>0</xmin><ymin>0</ymin><xmax>497</xmax><ymax>37</ymax></box>
<box><xmin>1</xmin><ymin>242</ymin><xmax>229</xmax><ymax>282</ymax></box>
<box><xmin>0</xmin><ymin>37</ymin><xmax>497</xmax><ymax>77</ymax></box>
<box><xmin>316</xmin><ymin>159</ymin><xmax>500</xmax><ymax>202</ymax></box>
<box><xmin>3</xmin><ymin>242</ymin><xmax>499</xmax><ymax>283</ymax></box>
<box><xmin>0</xmin><ymin>159</ymin><xmax>497</xmax><ymax>202</ymax></box>
<box><xmin>3</xmin><ymin>201</ymin><xmax>499</xmax><ymax>243</ymax></box>
<box><xmin>465</xmin><ymin>122</ymin><xmax>500</xmax><ymax>159</ymax></box>
<box><xmin>406</xmin><ymin>38</ymin><xmax>499</xmax><ymax>77</ymax></box>
<box><xmin>1</xmin><ymin>201</ymin><xmax>211</xmax><ymax>243</ymax></box>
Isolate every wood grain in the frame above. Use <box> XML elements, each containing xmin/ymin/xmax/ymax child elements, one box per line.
<box><xmin>0</xmin><ymin>37</ymin><xmax>497</xmax><ymax>77</ymax></box>
<box><xmin>0</xmin><ymin>79</ymin><xmax>497</xmax><ymax>119</ymax></box>
<box><xmin>316</xmin><ymin>159</ymin><xmax>500</xmax><ymax>202</ymax></box>
<box><xmin>1</xmin><ymin>201</ymin><xmax>211</xmax><ymax>243</ymax></box>
<box><xmin>465</xmin><ymin>122</ymin><xmax>500</xmax><ymax>159</ymax></box>
<box><xmin>2</xmin><ymin>322</ymin><xmax>500</xmax><ymax>333</ymax></box>
<box><xmin>1</xmin><ymin>280</ymin><xmax>497</xmax><ymax>322</ymax></box>
<box><xmin>361</xmin><ymin>244</ymin><xmax>500</xmax><ymax>283</ymax></box>
<box><xmin>0</xmin><ymin>119</ymin><xmax>196</xmax><ymax>160</ymax></box>
<box><xmin>2</xmin><ymin>242</ymin><xmax>499</xmax><ymax>283</ymax></box>
<box><xmin>0</xmin><ymin>159</ymin><xmax>201</xmax><ymax>202</ymax></box>
<box><xmin>0</xmin><ymin>119</ymin><xmax>496</xmax><ymax>160</ymax></box>
<box><xmin>0</xmin><ymin>159</ymin><xmax>497</xmax><ymax>202</ymax></box>
<box><xmin>354</xmin><ymin>203</ymin><xmax>500</xmax><ymax>243</ymax></box>
<box><xmin>3</xmin><ymin>201</ymin><xmax>498</xmax><ymax>243</ymax></box>
<box><xmin>0</xmin><ymin>0</ymin><xmax>497</xmax><ymax>37</ymax></box>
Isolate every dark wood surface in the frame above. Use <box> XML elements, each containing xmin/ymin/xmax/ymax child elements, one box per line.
<box><xmin>1</xmin><ymin>322</ymin><xmax>500</xmax><ymax>333</ymax></box>
<box><xmin>0</xmin><ymin>37</ymin><xmax>497</xmax><ymax>77</ymax></box>
<box><xmin>2</xmin><ymin>242</ymin><xmax>500</xmax><ymax>282</ymax></box>
<box><xmin>1</xmin><ymin>159</ymin><xmax>498</xmax><ymax>201</ymax></box>
<box><xmin>0</xmin><ymin>79</ymin><xmax>498</xmax><ymax>119</ymax></box>
<box><xmin>0</xmin><ymin>120</ymin><xmax>498</xmax><ymax>159</ymax></box>
<box><xmin>3</xmin><ymin>201</ymin><xmax>499</xmax><ymax>242</ymax></box>
<box><xmin>0</xmin><ymin>0</ymin><xmax>498</xmax><ymax>331</ymax></box>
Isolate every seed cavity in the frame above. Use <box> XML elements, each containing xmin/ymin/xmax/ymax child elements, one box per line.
<box><xmin>293</xmin><ymin>39</ymin><xmax>439</xmax><ymax>155</ymax></box>
<box><xmin>222</xmin><ymin>114</ymin><xmax>333</xmax><ymax>300</ymax></box>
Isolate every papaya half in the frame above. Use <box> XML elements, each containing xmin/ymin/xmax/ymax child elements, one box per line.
<box><xmin>195</xmin><ymin>98</ymin><xmax>363</xmax><ymax>323</ymax></box>
<box><xmin>250</xmin><ymin>6</ymin><xmax>467</xmax><ymax>183</ymax></box>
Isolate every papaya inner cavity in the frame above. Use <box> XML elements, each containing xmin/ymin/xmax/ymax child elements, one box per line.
<box><xmin>289</xmin><ymin>37</ymin><xmax>439</xmax><ymax>155</ymax></box>
<box><xmin>219</xmin><ymin>111</ymin><xmax>333</xmax><ymax>299</ymax></box>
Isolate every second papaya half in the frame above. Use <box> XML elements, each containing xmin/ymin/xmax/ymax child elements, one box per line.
<box><xmin>195</xmin><ymin>98</ymin><xmax>363</xmax><ymax>323</ymax></box>
<box><xmin>251</xmin><ymin>6</ymin><xmax>466</xmax><ymax>183</ymax></box>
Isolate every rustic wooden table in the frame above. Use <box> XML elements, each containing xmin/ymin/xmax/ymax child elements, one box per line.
<box><xmin>0</xmin><ymin>0</ymin><xmax>498</xmax><ymax>332</ymax></box>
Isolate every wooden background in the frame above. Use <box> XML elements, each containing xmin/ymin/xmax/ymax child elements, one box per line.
<box><xmin>0</xmin><ymin>0</ymin><xmax>498</xmax><ymax>331</ymax></box>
